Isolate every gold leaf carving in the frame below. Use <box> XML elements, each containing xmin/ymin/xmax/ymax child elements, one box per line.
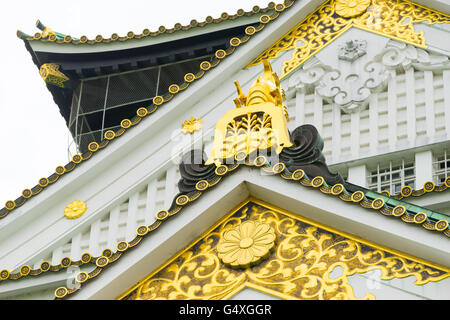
<box><xmin>336</xmin><ymin>0</ymin><xmax>371</xmax><ymax>18</ymax></box>
<box><xmin>39</xmin><ymin>63</ymin><xmax>70</xmax><ymax>88</ymax></box>
<box><xmin>121</xmin><ymin>200</ymin><xmax>449</xmax><ymax>300</ymax></box>
<box><xmin>205</xmin><ymin>60</ymin><xmax>293</xmax><ymax>165</ymax></box>
<box><xmin>247</xmin><ymin>0</ymin><xmax>450</xmax><ymax>78</ymax></box>
<box><xmin>217</xmin><ymin>220</ymin><xmax>276</xmax><ymax>267</ymax></box>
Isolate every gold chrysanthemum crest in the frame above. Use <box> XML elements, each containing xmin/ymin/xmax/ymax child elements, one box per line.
<box><xmin>335</xmin><ymin>0</ymin><xmax>371</xmax><ymax>18</ymax></box>
<box><xmin>217</xmin><ymin>220</ymin><xmax>275</xmax><ymax>267</ymax></box>
<box><xmin>64</xmin><ymin>200</ymin><xmax>87</xmax><ymax>219</ymax></box>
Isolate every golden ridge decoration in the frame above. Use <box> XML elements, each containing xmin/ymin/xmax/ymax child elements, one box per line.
<box><xmin>182</xmin><ymin>117</ymin><xmax>202</xmax><ymax>134</ymax></box>
<box><xmin>120</xmin><ymin>201</ymin><xmax>449</xmax><ymax>300</ymax></box>
<box><xmin>64</xmin><ymin>200</ymin><xmax>87</xmax><ymax>219</ymax></box>
<box><xmin>205</xmin><ymin>59</ymin><xmax>293</xmax><ymax>165</ymax></box>
<box><xmin>1</xmin><ymin>3</ymin><xmax>293</xmax><ymax>221</ymax></box>
<box><xmin>247</xmin><ymin>0</ymin><xmax>450</xmax><ymax>78</ymax></box>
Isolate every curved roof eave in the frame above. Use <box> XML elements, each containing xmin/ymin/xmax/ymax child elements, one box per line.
<box><xmin>18</xmin><ymin>4</ymin><xmax>275</xmax><ymax>55</ymax></box>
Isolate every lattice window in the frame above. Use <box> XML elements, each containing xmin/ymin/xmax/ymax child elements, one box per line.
<box><xmin>68</xmin><ymin>56</ymin><xmax>211</xmax><ymax>154</ymax></box>
<box><xmin>367</xmin><ymin>160</ymin><xmax>415</xmax><ymax>194</ymax></box>
<box><xmin>433</xmin><ymin>150</ymin><xmax>450</xmax><ymax>185</ymax></box>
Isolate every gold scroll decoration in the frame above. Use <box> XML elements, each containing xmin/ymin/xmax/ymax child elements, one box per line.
<box><xmin>119</xmin><ymin>200</ymin><xmax>449</xmax><ymax>300</ymax></box>
<box><xmin>205</xmin><ymin>60</ymin><xmax>293</xmax><ymax>165</ymax></box>
<box><xmin>247</xmin><ymin>0</ymin><xmax>450</xmax><ymax>78</ymax></box>
<box><xmin>39</xmin><ymin>63</ymin><xmax>70</xmax><ymax>88</ymax></box>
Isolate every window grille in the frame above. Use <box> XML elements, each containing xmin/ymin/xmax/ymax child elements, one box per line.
<box><xmin>433</xmin><ymin>150</ymin><xmax>450</xmax><ymax>184</ymax></box>
<box><xmin>367</xmin><ymin>160</ymin><xmax>415</xmax><ymax>194</ymax></box>
<box><xmin>67</xmin><ymin>55</ymin><xmax>211</xmax><ymax>154</ymax></box>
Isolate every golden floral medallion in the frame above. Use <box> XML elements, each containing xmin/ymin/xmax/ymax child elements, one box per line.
<box><xmin>217</xmin><ymin>220</ymin><xmax>275</xmax><ymax>267</ymax></box>
<box><xmin>335</xmin><ymin>0</ymin><xmax>371</xmax><ymax>18</ymax></box>
<box><xmin>64</xmin><ymin>200</ymin><xmax>87</xmax><ymax>219</ymax></box>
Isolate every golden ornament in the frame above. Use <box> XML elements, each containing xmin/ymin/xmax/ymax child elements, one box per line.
<box><xmin>217</xmin><ymin>220</ymin><xmax>275</xmax><ymax>267</ymax></box>
<box><xmin>335</xmin><ymin>0</ymin><xmax>371</xmax><ymax>18</ymax></box>
<box><xmin>182</xmin><ymin>117</ymin><xmax>202</xmax><ymax>134</ymax></box>
<box><xmin>39</xmin><ymin>63</ymin><xmax>70</xmax><ymax>88</ymax></box>
<box><xmin>205</xmin><ymin>60</ymin><xmax>292</xmax><ymax>165</ymax></box>
<box><xmin>247</xmin><ymin>0</ymin><xmax>450</xmax><ymax>79</ymax></box>
<box><xmin>64</xmin><ymin>200</ymin><xmax>87</xmax><ymax>219</ymax></box>
<box><xmin>120</xmin><ymin>201</ymin><xmax>449</xmax><ymax>300</ymax></box>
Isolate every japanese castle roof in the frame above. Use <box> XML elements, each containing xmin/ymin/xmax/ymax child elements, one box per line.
<box><xmin>2</xmin><ymin>0</ymin><xmax>450</xmax><ymax>299</ymax></box>
<box><xmin>16</xmin><ymin>3</ymin><xmax>279</xmax><ymax>124</ymax></box>
<box><xmin>6</xmin><ymin>0</ymin><xmax>450</xmax><ymax>224</ymax></box>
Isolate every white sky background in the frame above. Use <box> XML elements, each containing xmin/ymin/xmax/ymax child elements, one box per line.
<box><xmin>0</xmin><ymin>0</ymin><xmax>272</xmax><ymax>206</ymax></box>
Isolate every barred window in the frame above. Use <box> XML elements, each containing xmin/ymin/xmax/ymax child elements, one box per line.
<box><xmin>68</xmin><ymin>56</ymin><xmax>211</xmax><ymax>154</ymax></box>
<box><xmin>367</xmin><ymin>160</ymin><xmax>415</xmax><ymax>194</ymax></box>
<box><xmin>433</xmin><ymin>150</ymin><xmax>450</xmax><ymax>185</ymax></box>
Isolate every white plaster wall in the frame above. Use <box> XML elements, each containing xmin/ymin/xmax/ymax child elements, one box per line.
<box><xmin>22</xmin><ymin>165</ymin><xmax>181</xmax><ymax>270</ymax></box>
<box><xmin>279</xmin><ymin>28</ymin><xmax>450</xmax><ymax>167</ymax></box>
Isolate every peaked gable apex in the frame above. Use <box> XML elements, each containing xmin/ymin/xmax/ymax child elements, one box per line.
<box><xmin>118</xmin><ymin>199</ymin><xmax>449</xmax><ymax>300</ymax></box>
<box><xmin>50</xmin><ymin>170</ymin><xmax>450</xmax><ymax>299</ymax></box>
<box><xmin>247</xmin><ymin>0</ymin><xmax>450</xmax><ymax>79</ymax></box>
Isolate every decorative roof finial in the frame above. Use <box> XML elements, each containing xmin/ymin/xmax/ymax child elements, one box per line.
<box><xmin>205</xmin><ymin>60</ymin><xmax>293</xmax><ymax>165</ymax></box>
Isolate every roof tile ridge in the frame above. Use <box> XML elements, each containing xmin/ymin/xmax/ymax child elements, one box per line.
<box><xmin>16</xmin><ymin>1</ymin><xmax>292</xmax><ymax>45</ymax></box>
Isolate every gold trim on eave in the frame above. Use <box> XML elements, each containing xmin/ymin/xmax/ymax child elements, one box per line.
<box><xmin>246</xmin><ymin>0</ymin><xmax>450</xmax><ymax>79</ymax></box>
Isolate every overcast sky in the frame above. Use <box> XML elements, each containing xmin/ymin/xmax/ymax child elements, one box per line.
<box><xmin>0</xmin><ymin>0</ymin><xmax>272</xmax><ymax>206</ymax></box>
